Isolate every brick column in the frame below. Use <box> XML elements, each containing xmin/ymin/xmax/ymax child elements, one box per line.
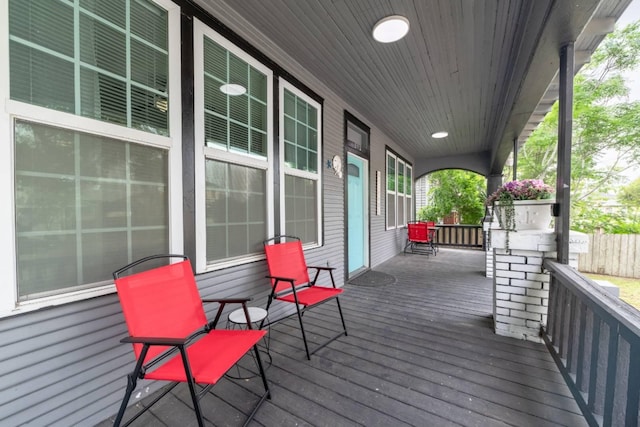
<box><xmin>491</xmin><ymin>229</ymin><xmax>588</xmax><ymax>342</ymax></box>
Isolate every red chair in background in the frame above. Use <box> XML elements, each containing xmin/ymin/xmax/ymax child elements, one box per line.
<box><xmin>112</xmin><ymin>255</ymin><xmax>270</xmax><ymax>427</ymax></box>
<box><xmin>404</xmin><ymin>221</ymin><xmax>436</xmax><ymax>256</ymax></box>
<box><xmin>263</xmin><ymin>236</ymin><xmax>347</xmax><ymax>359</ymax></box>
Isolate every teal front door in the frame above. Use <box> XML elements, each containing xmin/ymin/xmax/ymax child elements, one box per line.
<box><xmin>347</xmin><ymin>153</ymin><xmax>369</xmax><ymax>276</ymax></box>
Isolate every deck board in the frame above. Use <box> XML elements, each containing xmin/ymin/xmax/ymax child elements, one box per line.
<box><xmin>97</xmin><ymin>248</ymin><xmax>587</xmax><ymax>427</ymax></box>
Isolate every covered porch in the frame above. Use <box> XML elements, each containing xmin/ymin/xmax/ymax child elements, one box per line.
<box><xmin>2</xmin><ymin>1</ymin><xmax>637</xmax><ymax>425</ymax></box>
<box><xmin>98</xmin><ymin>248</ymin><xmax>586</xmax><ymax>426</ymax></box>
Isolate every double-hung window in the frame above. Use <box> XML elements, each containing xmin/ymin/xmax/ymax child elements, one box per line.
<box><xmin>1</xmin><ymin>0</ymin><xmax>182</xmax><ymax>315</ymax></box>
<box><xmin>279</xmin><ymin>80</ymin><xmax>322</xmax><ymax>245</ymax></box>
<box><xmin>194</xmin><ymin>20</ymin><xmax>274</xmax><ymax>272</ymax></box>
<box><xmin>386</xmin><ymin>151</ymin><xmax>413</xmax><ymax>229</ymax></box>
<box><xmin>405</xmin><ymin>164</ymin><xmax>413</xmax><ymax>221</ymax></box>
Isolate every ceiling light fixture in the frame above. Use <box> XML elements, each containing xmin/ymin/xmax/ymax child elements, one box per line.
<box><xmin>220</xmin><ymin>83</ymin><xmax>247</xmax><ymax>96</ymax></box>
<box><xmin>372</xmin><ymin>15</ymin><xmax>410</xmax><ymax>43</ymax></box>
<box><xmin>431</xmin><ymin>131</ymin><xmax>448</xmax><ymax>139</ymax></box>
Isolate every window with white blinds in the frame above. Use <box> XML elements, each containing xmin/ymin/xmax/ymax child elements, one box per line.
<box><xmin>386</xmin><ymin>151</ymin><xmax>413</xmax><ymax>229</ymax></box>
<box><xmin>203</xmin><ymin>37</ymin><xmax>268</xmax><ymax>156</ymax></box>
<box><xmin>194</xmin><ymin>20</ymin><xmax>274</xmax><ymax>271</ymax></box>
<box><xmin>9</xmin><ymin>0</ymin><xmax>169</xmax><ymax>135</ymax></box>
<box><xmin>1</xmin><ymin>0</ymin><xmax>181</xmax><ymax>313</ymax></box>
<box><xmin>280</xmin><ymin>81</ymin><xmax>322</xmax><ymax>245</ymax></box>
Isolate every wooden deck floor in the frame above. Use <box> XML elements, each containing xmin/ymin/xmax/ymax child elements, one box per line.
<box><xmin>99</xmin><ymin>248</ymin><xmax>587</xmax><ymax>427</ymax></box>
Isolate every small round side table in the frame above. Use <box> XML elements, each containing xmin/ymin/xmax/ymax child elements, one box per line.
<box><xmin>226</xmin><ymin>307</ymin><xmax>271</xmax><ymax>379</ymax></box>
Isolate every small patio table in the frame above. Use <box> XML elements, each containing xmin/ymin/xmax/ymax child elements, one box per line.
<box><xmin>226</xmin><ymin>307</ymin><xmax>272</xmax><ymax>378</ymax></box>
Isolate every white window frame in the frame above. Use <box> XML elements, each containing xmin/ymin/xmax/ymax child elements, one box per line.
<box><xmin>193</xmin><ymin>19</ymin><xmax>274</xmax><ymax>272</ymax></box>
<box><xmin>386</xmin><ymin>151</ymin><xmax>397</xmax><ymax>230</ymax></box>
<box><xmin>279</xmin><ymin>79</ymin><xmax>323</xmax><ymax>247</ymax></box>
<box><xmin>0</xmin><ymin>0</ymin><xmax>182</xmax><ymax>318</ymax></box>
<box><xmin>397</xmin><ymin>159</ymin><xmax>406</xmax><ymax>226</ymax></box>
<box><xmin>406</xmin><ymin>164</ymin><xmax>414</xmax><ymax>221</ymax></box>
<box><xmin>386</xmin><ymin>150</ymin><xmax>413</xmax><ymax>229</ymax></box>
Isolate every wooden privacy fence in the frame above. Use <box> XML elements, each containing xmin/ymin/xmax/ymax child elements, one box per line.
<box><xmin>578</xmin><ymin>234</ymin><xmax>640</xmax><ymax>279</ymax></box>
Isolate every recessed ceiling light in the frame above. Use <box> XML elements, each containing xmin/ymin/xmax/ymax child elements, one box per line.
<box><xmin>372</xmin><ymin>15</ymin><xmax>410</xmax><ymax>43</ymax></box>
<box><xmin>431</xmin><ymin>131</ymin><xmax>448</xmax><ymax>139</ymax></box>
<box><xmin>220</xmin><ymin>84</ymin><xmax>246</xmax><ymax>96</ymax></box>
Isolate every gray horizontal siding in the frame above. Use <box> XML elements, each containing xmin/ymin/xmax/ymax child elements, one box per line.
<box><xmin>0</xmin><ymin>296</ymin><xmax>129</xmax><ymax>426</ymax></box>
<box><xmin>369</xmin><ymin>128</ymin><xmax>413</xmax><ymax>268</ymax></box>
<box><xmin>0</xmin><ymin>2</ymin><xmax>414</xmax><ymax>425</ymax></box>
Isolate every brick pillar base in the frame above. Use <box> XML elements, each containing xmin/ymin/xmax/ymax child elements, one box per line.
<box><xmin>491</xmin><ymin>229</ymin><xmax>588</xmax><ymax>342</ymax></box>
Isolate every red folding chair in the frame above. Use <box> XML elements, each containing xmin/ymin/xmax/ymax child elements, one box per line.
<box><xmin>112</xmin><ymin>255</ymin><xmax>270</xmax><ymax>427</ymax></box>
<box><xmin>404</xmin><ymin>221</ymin><xmax>436</xmax><ymax>255</ymax></box>
<box><xmin>262</xmin><ymin>236</ymin><xmax>347</xmax><ymax>359</ymax></box>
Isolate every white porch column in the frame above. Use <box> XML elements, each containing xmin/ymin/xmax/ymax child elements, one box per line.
<box><xmin>491</xmin><ymin>229</ymin><xmax>588</xmax><ymax>342</ymax></box>
<box><xmin>483</xmin><ymin>207</ymin><xmax>499</xmax><ymax>278</ymax></box>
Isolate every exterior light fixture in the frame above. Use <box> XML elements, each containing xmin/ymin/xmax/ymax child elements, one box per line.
<box><xmin>372</xmin><ymin>15</ymin><xmax>410</xmax><ymax>43</ymax></box>
<box><xmin>219</xmin><ymin>83</ymin><xmax>246</xmax><ymax>96</ymax></box>
<box><xmin>431</xmin><ymin>131</ymin><xmax>448</xmax><ymax>138</ymax></box>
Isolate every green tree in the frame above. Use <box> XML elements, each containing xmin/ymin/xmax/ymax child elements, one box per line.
<box><xmin>417</xmin><ymin>170</ymin><xmax>486</xmax><ymax>224</ymax></box>
<box><xmin>514</xmin><ymin>21</ymin><xmax>640</xmax><ymax>233</ymax></box>
<box><xmin>618</xmin><ymin>177</ymin><xmax>640</xmax><ymax>228</ymax></box>
<box><xmin>619</xmin><ymin>177</ymin><xmax>640</xmax><ymax>207</ymax></box>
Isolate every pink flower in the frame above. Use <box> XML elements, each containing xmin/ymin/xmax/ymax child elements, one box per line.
<box><xmin>486</xmin><ymin>179</ymin><xmax>554</xmax><ymax>205</ymax></box>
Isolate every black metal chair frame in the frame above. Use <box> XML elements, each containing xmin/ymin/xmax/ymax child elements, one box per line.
<box><xmin>261</xmin><ymin>236</ymin><xmax>348</xmax><ymax>360</ymax></box>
